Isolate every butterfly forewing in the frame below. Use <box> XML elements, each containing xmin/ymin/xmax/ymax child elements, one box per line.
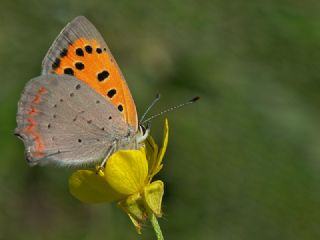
<box><xmin>15</xmin><ymin>74</ymin><xmax>129</xmax><ymax>167</ymax></box>
<box><xmin>42</xmin><ymin>16</ymin><xmax>138</xmax><ymax>130</ymax></box>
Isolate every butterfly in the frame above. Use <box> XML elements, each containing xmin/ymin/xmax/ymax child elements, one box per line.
<box><xmin>15</xmin><ymin>16</ymin><xmax>149</xmax><ymax>167</ymax></box>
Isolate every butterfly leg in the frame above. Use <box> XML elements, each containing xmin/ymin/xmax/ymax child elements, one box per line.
<box><xmin>96</xmin><ymin>140</ymin><xmax>117</xmax><ymax>173</ymax></box>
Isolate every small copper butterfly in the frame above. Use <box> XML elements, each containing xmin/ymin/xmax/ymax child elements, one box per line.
<box><xmin>15</xmin><ymin>16</ymin><xmax>148</xmax><ymax>167</ymax></box>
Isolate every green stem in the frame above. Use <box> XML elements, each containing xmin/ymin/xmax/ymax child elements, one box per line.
<box><xmin>147</xmin><ymin>208</ymin><xmax>164</xmax><ymax>240</ymax></box>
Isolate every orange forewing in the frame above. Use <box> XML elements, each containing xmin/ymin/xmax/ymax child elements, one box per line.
<box><xmin>53</xmin><ymin>38</ymin><xmax>137</xmax><ymax>130</ymax></box>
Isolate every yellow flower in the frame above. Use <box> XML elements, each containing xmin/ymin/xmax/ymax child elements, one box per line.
<box><xmin>69</xmin><ymin>119</ymin><xmax>169</xmax><ymax>234</ymax></box>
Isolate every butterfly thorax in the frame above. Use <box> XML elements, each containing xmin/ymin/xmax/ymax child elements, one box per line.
<box><xmin>98</xmin><ymin>125</ymin><xmax>148</xmax><ymax>169</ymax></box>
<box><xmin>114</xmin><ymin>125</ymin><xmax>149</xmax><ymax>152</ymax></box>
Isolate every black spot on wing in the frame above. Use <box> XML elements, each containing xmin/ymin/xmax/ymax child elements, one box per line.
<box><xmin>76</xmin><ymin>48</ymin><xmax>84</xmax><ymax>56</ymax></box>
<box><xmin>60</xmin><ymin>48</ymin><xmax>68</xmax><ymax>57</ymax></box>
<box><xmin>118</xmin><ymin>105</ymin><xmax>123</xmax><ymax>112</ymax></box>
<box><xmin>52</xmin><ymin>58</ymin><xmax>60</xmax><ymax>69</ymax></box>
<box><xmin>85</xmin><ymin>45</ymin><xmax>92</xmax><ymax>53</ymax></box>
<box><xmin>75</xmin><ymin>62</ymin><xmax>85</xmax><ymax>70</ymax></box>
<box><xmin>64</xmin><ymin>68</ymin><xmax>74</xmax><ymax>75</ymax></box>
<box><xmin>107</xmin><ymin>89</ymin><xmax>116</xmax><ymax>98</ymax></box>
<box><xmin>97</xmin><ymin>70</ymin><xmax>109</xmax><ymax>81</ymax></box>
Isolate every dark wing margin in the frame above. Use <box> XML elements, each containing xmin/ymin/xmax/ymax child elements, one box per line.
<box><xmin>41</xmin><ymin>16</ymin><xmax>111</xmax><ymax>74</ymax></box>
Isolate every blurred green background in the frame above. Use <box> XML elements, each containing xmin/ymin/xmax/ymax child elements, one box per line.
<box><xmin>1</xmin><ymin>0</ymin><xmax>320</xmax><ymax>239</ymax></box>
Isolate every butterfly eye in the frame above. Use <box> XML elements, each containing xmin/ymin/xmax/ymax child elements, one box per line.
<box><xmin>139</xmin><ymin>125</ymin><xmax>146</xmax><ymax>135</ymax></box>
<box><xmin>137</xmin><ymin>124</ymin><xmax>150</xmax><ymax>143</ymax></box>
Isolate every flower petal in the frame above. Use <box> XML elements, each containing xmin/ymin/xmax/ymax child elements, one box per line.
<box><xmin>118</xmin><ymin>192</ymin><xmax>146</xmax><ymax>234</ymax></box>
<box><xmin>145</xmin><ymin>135</ymin><xmax>159</xmax><ymax>180</ymax></box>
<box><xmin>149</xmin><ymin>118</ymin><xmax>169</xmax><ymax>179</ymax></box>
<box><xmin>69</xmin><ymin>170</ymin><xmax>124</xmax><ymax>203</ymax></box>
<box><xmin>105</xmin><ymin>150</ymin><xmax>148</xmax><ymax>195</ymax></box>
<box><xmin>143</xmin><ymin>180</ymin><xmax>164</xmax><ymax>217</ymax></box>
<box><xmin>159</xmin><ymin>118</ymin><xmax>169</xmax><ymax>162</ymax></box>
<box><xmin>125</xmin><ymin>212</ymin><xmax>143</xmax><ymax>234</ymax></box>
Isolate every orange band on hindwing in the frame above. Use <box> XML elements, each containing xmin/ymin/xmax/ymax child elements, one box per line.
<box><xmin>23</xmin><ymin>86</ymin><xmax>47</xmax><ymax>157</ymax></box>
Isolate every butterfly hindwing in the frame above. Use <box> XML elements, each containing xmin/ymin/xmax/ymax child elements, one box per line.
<box><xmin>15</xmin><ymin>74</ymin><xmax>129</xmax><ymax>167</ymax></box>
<box><xmin>42</xmin><ymin>16</ymin><xmax>138</xmax><ymax>130</ymax></box>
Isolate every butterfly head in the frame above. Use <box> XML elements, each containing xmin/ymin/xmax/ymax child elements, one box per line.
<box><xmin>136</xmin><ymin>122</ymin><xmax>151</xmax><ymax>144</ymax></box>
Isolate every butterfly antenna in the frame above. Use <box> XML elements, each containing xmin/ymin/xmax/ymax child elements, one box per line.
<box><xmin>139</xmin><ymin>93</ymin><xmax>161</xmax><ymax>124</ymax></box>
<box><xmin>141</xmin><ymin>96</ymin><xmax>200</xmax><ymax>124</ymax></box>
